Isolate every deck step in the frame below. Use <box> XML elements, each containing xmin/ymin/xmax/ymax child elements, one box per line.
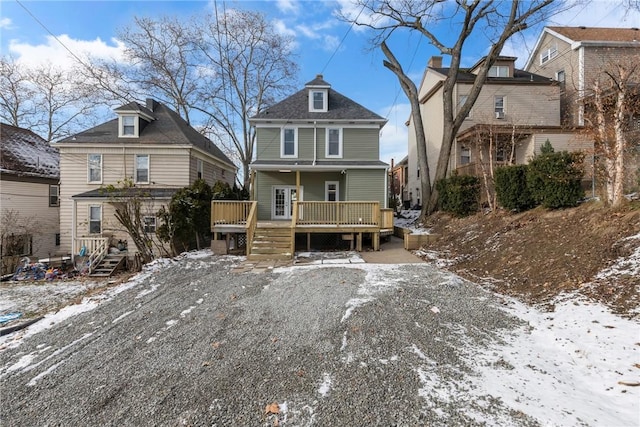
<box><xmin>89</xmin><ymin>254</ymin><xmax>126</xmax><ymax>278</ymax></box>
<box><xmin>248</xmin><ymin>225</ymin><xmax>293</xmax><ymax>261</ymax></box>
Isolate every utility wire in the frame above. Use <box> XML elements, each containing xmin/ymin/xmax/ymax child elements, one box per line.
<box><xmin>320</xmin><ymin>3</ymin><xmax>366</xmax><ymax>74</ymax></box>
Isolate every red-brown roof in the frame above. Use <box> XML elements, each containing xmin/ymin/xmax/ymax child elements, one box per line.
<box><xmin>548</xmin><ymin>26</ymin><xmax>640</xmax><ymax>42</ymax></box>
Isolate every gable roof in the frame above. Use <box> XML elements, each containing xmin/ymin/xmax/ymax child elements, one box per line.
<box><xmin>525</xmin><ymin>26</ymin><xmax>640</xmax><ymax>70</ymax></box>
<box><xmin>0</xmin><ymin>123</ymin><xmax>59</xmax><ymax>179</ymax></box>
<box><xmin>547</xmin><ymin>26</ymin><xmax>640</xmax><ymax>43</ymax></box>
<box><xmin>58</xmin><ymin>100</ymin><xmax>235</xmax><ymax>169</ymax></box>
<box><xmin>251</xmin><ymin>82</ymin><xmax>386</xmax><ymax>124</ymax></box>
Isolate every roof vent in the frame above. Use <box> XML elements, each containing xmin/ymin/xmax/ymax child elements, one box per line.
<box><xmin>579</xmin><ymin>26</ymin><xmax>586</xmax><ymax>29</ymax></box>
<box><xmin>316</xmin><ymin>74</ymin><xmax>323</xmax><ymax>80</ymax></box>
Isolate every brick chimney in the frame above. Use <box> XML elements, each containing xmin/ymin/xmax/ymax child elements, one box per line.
<box><xmin>428</xmin><ymin>56</ymin><xmax>442</xmax><ymax>68</ymax></box>
<box><xmin>145</xmin><ymin>98</ymin><xmax>156</xmax><ymax>111</ymax></box>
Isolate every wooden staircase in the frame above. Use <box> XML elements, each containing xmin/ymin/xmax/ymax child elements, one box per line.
<box><xmin>90</xmin><ymin>254</ymin><xmax>126</xmax><ymax>277</ymax></box>
<box><xmin>248</xmin><ymin>224</ymin><xmax>293</xmax><ymax>261</ymax></box>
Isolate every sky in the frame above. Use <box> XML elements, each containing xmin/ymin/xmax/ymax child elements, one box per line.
<box><xmin>1</xmin><ymin>0</ymin><xmax>639</xmax><ymax>165</ymax></box>
<box><xmin>1</xmin><ymin>246</ymin><xmax>639</xmax><ymax>425</ymax></box>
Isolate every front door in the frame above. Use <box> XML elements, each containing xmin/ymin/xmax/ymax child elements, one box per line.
<box><xmin>273</xmin><ymin>186</ymin><xmax>302</xmax><ymax>220</ymax></box>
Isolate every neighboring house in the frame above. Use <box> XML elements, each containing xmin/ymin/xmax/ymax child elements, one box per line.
<box><xmin>525</xmin><ymin>26</ymin><xmax>640</xmax><ymax>127</ymax></box>
<box><xmin>525</xmin><ymin>26</ymin><xmax>640</xmax><ymax>192</ymax></box>
<box><xmin>212</xmin><ymin>75</ymin><xmax>391</xmax><ymax>259</ymax></box>
<box><xmin>406</xmin><ymin>55</ymin><xmax>592</xmax><ymax>207</ymax></box>
<box><xmin>0</xmin><ymin>123</ymin><xmax>60</xmax><ymax>273</ymax></box>
<box><xmin>389</xmin><ymin>156</ymin><xmax>410</xmax><ymax>210</ymax></box>
<box><xmin>56</xmin><ymin>98</ymin><xmax>236</xmax><ymax>263</ymax></box>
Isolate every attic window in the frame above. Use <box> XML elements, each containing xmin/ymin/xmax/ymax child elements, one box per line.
<box><xmin>540</xmin><ymin>45</ymin><xmax>558</xmax><ymax>64</ymax></box>
<box><xmin>488</xmin><ymin>66</ymin><xmax>509</xmax><ymax>77</ymax></box>
<box><xmin>309</xmin><ymin>90</ymin><xmax>328</xmax><ymax>112</ymax></box>
<box><xmin>120</xmin><ymin>115</ymin><xmax>137</xmax><ymax>137</ymax></box>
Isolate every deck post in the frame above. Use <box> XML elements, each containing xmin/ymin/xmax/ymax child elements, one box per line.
<box><xmin>373</xmin><ymin>232</ymin><xmax>380</xmax><ymax>251</ymax></box>
<box><xmin>356</xmin><ymin>233</ymin><xmax>362</xmax><ymax>251</ymax></box>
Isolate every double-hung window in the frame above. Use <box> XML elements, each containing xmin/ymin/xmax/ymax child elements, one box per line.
<box><xmin>460</xmin><ymin>146</ymin><xmax>471</xmax><ymax>165</ymax></box>
<box><xmin>89</xmin><ymin>205</ymin><xmax>102</xmax><ymax>234</ymax></box>
<box><xmin>457</xmin><ymin>95</ymin><xmax>471</xmax><ymax>119</ymax></box>
<box><xmin>88</xmin><ymin>154</ymin><xmax>102</xmax><ymax>183</ymax></box>
<box><xmin>281</xmin><ymin>128</ymin><xmax>297</xmax><ymax>158</ymax></box>
<box><xmin>143</xmin><ymin>216</ymin><xmax>156</xmax><ymax>233</ymax></box>
<box><xmin>197</xmin><ymin>159</ymin><xmax>204</xmax><ymax>179</ymax></box>
<box><xmin>326</xmin><ymin>128</ymin><xmax>342</xmax><ymax>158</ymax></box>
<box><xmin>540</xmin><ymin>45</ymin><xmax>558</xmax><ymax>64</ymax></box>
<box><xmin>309</xmin><ymin>90</ymin><xmax>327</xmax><ymax>112</ymax></box>
<box><xmin>325</xmin><ymin>181</ymin><xmax>339</xmax><ymax>201</ymax></box>
<box><xmin>135</xmin><ymin>154</ymin><xmax>149</xmax><ymax>184</ymax></box>
<box><xmin>122</xmin><ymin>115</ymin><xmax>136</xmax><ymax>136</ymax></box>
<box><xmin>49</xmin><ymin>185</ymin><xmax>59</xmax><ymax>207</ymax></box>
<box><xmin>494</xmin><ymin>96</ymin><xmax>505</xmax><ymax>113</ymax></box>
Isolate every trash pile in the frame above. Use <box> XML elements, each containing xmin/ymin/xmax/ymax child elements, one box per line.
<box><xmin>9</xmin><ymin>257</ymin><xmax>75</xmax><ymax>281</ymax></box>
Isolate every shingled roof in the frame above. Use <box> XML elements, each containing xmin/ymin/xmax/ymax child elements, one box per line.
<box><xmin>251</xmin><ymin>78</ymin><xmax>386</xmax><ymax>123</ymax></box>
<box><xmin>548</xmin><ymin>26</ymin><xmax>640</xmax><ymax>43</ymax></box>
<box><xmin>58</xmin><ymin>99</ymin><xmax>235</xmax><ymax>168</ymax></box>
<box><xmin>0</xmin><ymin>123</ymin><xmax>59</xmax><ymax>179</ymax></box>
<box><xmin>429</xmin><ymin>67</ymin><xmax>552</xmax><ymax>84</ymax></box>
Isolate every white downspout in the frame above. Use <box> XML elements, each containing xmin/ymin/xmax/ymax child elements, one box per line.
<box><xmin>71</xmin><ymin>198</ymin><xmax>77</xmax><ymax>263</ymax></box>
<box><xmin>313</xmin><ymin>121</ymin><xmax>317</xmax><ymax>166</ymax></box>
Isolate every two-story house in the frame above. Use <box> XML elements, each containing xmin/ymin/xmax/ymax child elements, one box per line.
<box><xmin>211</xmin><ymin>75</ymin><xmax>391</xmax><ymax>259</ymax></box>
<box><xmin>525</xmin><ymin>26</ymin><xmax>640</xmax><ymax>192</ymax></box>
<box><xmin>0</xmin><ymin>123</ymin><xmax>60</xmax><ymax>274</ymax></box>
<box><xmin>525</xmin><ymin>26</ymin><xmax>640</xmax><ymax>127</ymax></box>
<box><xmin>57</xmin><ymin>98</ymin><xmax>236</xmax><ymax>266</ymax></box>
<box><xmin>406</xmin><ymin>55</ymin><xmax>592</xmax><ymax>207</ymax></box>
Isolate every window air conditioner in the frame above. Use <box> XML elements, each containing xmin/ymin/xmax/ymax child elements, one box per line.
<box><xmin>495</xmin><ymin>111</ymin><xmax>505</xmax><ymax>119</ymax></box>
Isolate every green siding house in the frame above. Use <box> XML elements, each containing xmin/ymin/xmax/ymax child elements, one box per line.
<box><xmin>250</xmin><ymin>75</ymin><xmax>388</xmax><ymax>220</ymax></box>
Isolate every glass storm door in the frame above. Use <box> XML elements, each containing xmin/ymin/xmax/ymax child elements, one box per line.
<box><xmin>273</xmin><ymin>186</ymin><xmax>300</xmax><ymax>219</ymax></box>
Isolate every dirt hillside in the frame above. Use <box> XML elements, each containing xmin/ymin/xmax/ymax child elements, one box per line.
<box><xmin>418</xmin><ymin>201</ymin><xmax>640</xmax><ymax>318</ymax></box>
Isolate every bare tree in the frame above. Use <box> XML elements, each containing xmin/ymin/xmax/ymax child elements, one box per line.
<box><xmin>0</xmin><ymin>56</ymin><xmax>38</xmax><ymax>129</ymax></box>
<box><xmin>0</xmin><ymin>56</ymin><xmax>100</xmax><ymax>141</ymax></box>
<box><xmin>343</xmin><ymin>0</ymin><xmax>561</xmax><ymax>218</ymax></box>
<box><xmin>86</xmin><ymin>9</ymin><xmax>298</xmax><ymax>189</ymax></box>
<box><xmin>585</xmin><ymin>58</ymin><xmax>640</xmax><ymax>207</ymax></box>
<box><xmin>193</xmin><ymin>8</ymin><xmax>298</xmax><ymax>189</ymax></box>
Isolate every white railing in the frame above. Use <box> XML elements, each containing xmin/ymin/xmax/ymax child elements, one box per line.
<box><xmin>74</xmin><ymin>237</ymin><xmax>109</xmax><ymax>274</ymax></box>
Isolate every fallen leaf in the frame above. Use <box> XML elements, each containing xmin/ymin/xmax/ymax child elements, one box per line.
<box><xmin>265</xmin><ymin>402</ymin><xmax>279</xmax><ymax>414</ymax></box>
<box><xmin>618</xmin><ymin>380</ymin><xmax>640</xmax><ymax>387</ymax></box>
<box><xmin>202</xmin><ymin>361</ymin><xmax>211</xmax><ymax>367</ymax></box>
<box><xmin>431</xmin><ymin>306</ymin><xmax>440</xmax><ymax>314</ymax></box>
<box><xmin>271</xmin><ymin>337</ymin><xmax>279</xmax><ymax>343</ymax></box>
<box><xmin>296</xmin><ymin>370</ymin><xmax>305</xmax><ymax>377</ymax></box>
<box><xmin>211</xmin><ymin>341</ymin><xmax>221</xmax><ymax>349</ymax></box>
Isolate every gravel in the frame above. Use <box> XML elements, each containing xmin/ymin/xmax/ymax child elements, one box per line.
<box><xmin>0</xmin><ymin>253</ymin><xmax>534</xmax><ymax>426</ymax></box>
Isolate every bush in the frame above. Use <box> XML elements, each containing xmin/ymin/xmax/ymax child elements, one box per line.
<box><xmin>527</xmin><ymin>143</ymin><xmax>585</xmax><ymax>209</ymax></box>
<box><xmin>436</xmin><ymin>174</ymin><xmax>480</xmax><ymax>217</ymax></box>
<box><xmin>495</xmin><ymin>165</ymin><xmax>535</xmax><ymax>212</ymax></box>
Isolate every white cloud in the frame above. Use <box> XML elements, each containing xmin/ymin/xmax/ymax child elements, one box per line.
<box><xmin>549</xmin><ymin>0</ymin><xmax>640</xmax><ymax>28</ymax></box>
<box><xmin>276</xmin><ymin>0</ymin><xmax>299</xmax><ymax>14</ymax></box>
<box><xmin>273</xmin><ymin>19</ymin><xmax>297</xmax><ymax>38</ymax></box>
<box><xmin>322</xmin><ymin>35</ymin><xmax>341</xmax><ymax>52</ymax></box>
<box><xmin>379</xmin><ymin>103</ymin><xmax>410</xmax><ymax>165</ymax></box>
<box><xmin>8</xmin><ymin>34</ymin><xmax>125</xmax><ymax>69</ymax></box>
<box><xmin>0</xmin><ymin>17</ymin><xmax>13</xmax><ymax>29</ymax></box>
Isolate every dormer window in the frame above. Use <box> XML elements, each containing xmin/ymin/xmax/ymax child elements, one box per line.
<box><xmin>309</xmin><ymin>90</ymin><xmax>328</xmax><ymax>112</ymax></box>
<box><xmin>488</xmin><ymin>66</ymin><xmax>509</xmax><ymax>77</ymax></box>
<box><xmin>120</xmin><ymin>115</ymin><xmax>138</xmax><ymax>137</ymax></box>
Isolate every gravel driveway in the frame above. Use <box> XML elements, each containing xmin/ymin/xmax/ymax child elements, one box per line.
<box><xmin>0</xmin><ymin>252</ymin><xmax>630</xmax><ymax>426</ymax></box>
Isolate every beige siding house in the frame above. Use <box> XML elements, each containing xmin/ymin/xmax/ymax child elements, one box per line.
<box><xmin>0</xmin><ymin>123</ymin><xmax>60</xmax><ymax>274</ymax></box>
<box><xmin>407</xmin><ymin>55</ymin><xmax>592</xmax><ymax>207</ymax></box>
<box><xmin>56</xmin><ymin>99</ymin><xmax>236</xmax><ymax>261</ymax></box>
<box><xmin>525</xmin><ymin>26</ymin><xmax>640</xmax><ymax>127</ymax></box>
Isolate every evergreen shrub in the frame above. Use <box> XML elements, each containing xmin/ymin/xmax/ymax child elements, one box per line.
<box><xmin>495</xmin><ymin>165</ymin><xmax>535</xmax><ymax>212</ymax></box>
<box><xmin>436</xmin><ymin>174</ymin><xmax>480</xmax><ymax>217</ymax></box>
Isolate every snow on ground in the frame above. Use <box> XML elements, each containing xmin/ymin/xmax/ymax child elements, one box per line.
<box><xmin>469</xmin><ymin>296</ymin><xmax>640</xmax><ymax>426</ymax></box>
<box><xmin>395</xmin><ymin>209</ymin><xmax>433</xmax><ymax>234</ymax></box>
<box><xmin>2</xmin><ymin>247</ymin><xmax>639</xmax><ymax>425</ymax></box>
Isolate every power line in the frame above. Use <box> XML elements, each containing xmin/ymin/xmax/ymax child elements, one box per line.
<box><xmin>320</xmin><ymin>4</ymin><xmax>366</xmax><ymax>74</ymax></box>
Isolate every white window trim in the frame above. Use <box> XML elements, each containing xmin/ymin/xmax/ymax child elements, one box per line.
<box><xmin>540</xmin><ymin>44</ymin><xmax>558</xmax><ymax>65</ymax></box>
<box><xmin>281</xmin><ymin>127</ymin><xmax>298</xmax><ymax>158</ymax></box>
<box><xmin>325</xmin><ymin>127</ymin><xmax>343</xmax><ymax>158</ymax></box>
<box><xmin>88</xmin><ymin>154</ymin><xmax>102</xmax><ymax>184</ymax></box>
<box><xmin>457</xmin><ymin>95</ymin><xmax>472</xmax><ymax>119</ymax></box>
<box><xmin>49</xmin><ymin>184</ymin><xmax>60</xmax><ymax>207</ymax></box>
<box><xmin>488</xmin><ymin>65</ymin><xmax>509</xmax><ymax>78</ymax></box>
<box><xmin>325</xmin><ymin>181</ymin><xmax>339</xmax><ymax>201</ymax></box>
<box><xmin>197</xmin><ymin>159</ymin><xmax>204</xmax><ymax>180</ymax></box>
<box><xmin>494</xmin><ymin>95</ymin><xmax>505</xmax><ymax>113</ymax></box>
<box><xmin>89</xmin><ymin>205</ymin><xmax>102</xmax><ymax>235</ymax></box>
<box><xmin>460</xmin><ymin>146</ymin><xmax>471</xmax><ymax>165</ymax></box>
<box><xmin>135</xmin><ymin>154</ymin><xmax>150</xmax><ymax>184</ymax></box>
<box><xmin>143</xmin><ymin>215</ymin><xmax>157</xmax><ymax>233</ymax></box>
<box><xmin>119</xmin><ymin>115</ymin><xmax>138</xmax><ymax>138</ymax></box>
<box><xmin>556</xmin><ymin>69</ymin><xmax>565</xmax><ymax>82</ymax></box>
<box><xmin>309</xmin><ymin>90</ymin><xmax>328</xmax><ymax>112</ymax></box>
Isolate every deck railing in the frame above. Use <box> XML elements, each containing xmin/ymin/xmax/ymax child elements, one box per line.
<box><xmin>294</xmin><ymin>201</ymin><xmax>380</xmax><ymax>226</ymax></box>
<box><xmin>245</xmin><ymin>202</ymin><xmax>258</xmax><ymax>256</ymax></box>
<box><xmin>211</xmin><ymin>201</ymin><xmax>254</xmax><ymax>225</ymax></box>
<box><xmin>74</xmin><ymin>237</ymin><xmax>109</xmax><ymax>274</ymax></box>
<box><xmin>380</xmin><ymin>208</ymin><xmax>394</xmax><ymax>229</ymax></box>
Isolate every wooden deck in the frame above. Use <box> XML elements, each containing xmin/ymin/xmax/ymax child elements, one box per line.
<box><xmin>211</xmin><ymin>201</ymin><xmax>394</xmax><ymax>257</ymax></box>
